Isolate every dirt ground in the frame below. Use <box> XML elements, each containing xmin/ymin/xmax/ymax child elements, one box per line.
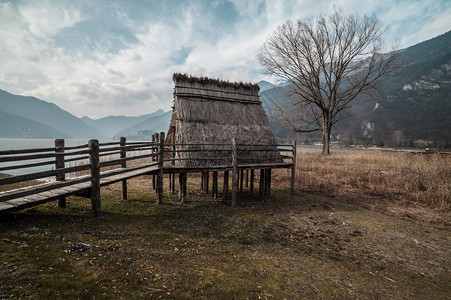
<box><xmin>0</xmin><ymin>177</ymin><xmax>450</xmax><ymax>299</ymax></box>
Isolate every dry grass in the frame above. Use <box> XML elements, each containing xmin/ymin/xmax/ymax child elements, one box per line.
<box><xmin>276</xmin><ymin>150</ymin><xmax>451</xmax><ymax>227</ymax></box>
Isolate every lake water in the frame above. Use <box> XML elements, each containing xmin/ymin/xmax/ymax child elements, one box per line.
<box><xmin>0</xmin><ymin>138</ymin><xmax>116</xmax><ymax>176</ymax></box>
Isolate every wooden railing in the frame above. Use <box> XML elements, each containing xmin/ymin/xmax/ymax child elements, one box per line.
<box><xmin>1</xmin><ymin>132</ymin><xmax>296</xmax><ymax>214</ymax></box>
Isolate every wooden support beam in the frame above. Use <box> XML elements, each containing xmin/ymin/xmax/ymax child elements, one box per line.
<box><xmin>120</xmin><ymin>137</ymin><xmax>127</xmax><ymax>200</ymax></box>
<box><xmin>245</xmin><ymin>170</ymin><xmax>249</xmax><ymax>188</ymax></box>
<box><xmin>55</xmin><ymin>139</ymin><xmax>66</xmax><ymax>208</ymax></box>
<box><xmin>259</xmin><ymin>169</ymin><xmax>264</xmax><ymax>197</ymax></box>
<box><xmin>223</xmin><ymin>170</ymin><xmax>229</xmax><ymax>202</ymax></box>
<box><xmin>212</xmin><ymin>171</ymin><xmax>218</xmax><ymax>199</ymax></box>
<box><xmin>205</xmin><ymin>172</ymin><xmax>209</xmax><ymax>194</ymax></box>
<box><xmin>291</xmin><ymin>141</ymin><xmax>297</xmax><ymax>205</ymax></box>
<box><xmin>240</xmin><ymin>169</ymin><xmax>244</xmax><ymax>192</ymax></box>
<box><xmin>179</xmin><ymin>172</ymin><xmax>187</xmax><ymax>203</ymax></box>
<box><xmin>156</xmin><ymin>132</ymin><xmax>165</xmax><ymax>205</ymax></box>
<box><xmin>89</xmin><ymin>139</ymin><xmax>101</xmax><ymax>217</ymax></box>
<box><xmin>265</xmin><ymin>169</ymin><xmax>271</xmax><ymax>202</ymax></box>
<box><xmin>250</xmin><ymin>169</ymin><xmax>254</xmax><ymax>196</ymax></box>
<box><xmin>171</xmin><ymin>172</ymin><xmax>176</xmax><ymax>194</ymax></box>
<box><xmin>231</xmin><ymin>138</ymin><xmax>237</xmax><ymax>207</ymax></box>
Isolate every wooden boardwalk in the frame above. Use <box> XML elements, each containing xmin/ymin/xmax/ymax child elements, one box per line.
<box><xmin>0</xmin><ymin>132</ymin><xmax>295</xmax><ymax>216</ymax></box>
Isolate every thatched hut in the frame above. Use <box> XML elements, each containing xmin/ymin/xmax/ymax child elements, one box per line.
<box><xmin>166</xmin><ymin>73</ymin><xmax>282</xmax><ymax>168</ymax></box>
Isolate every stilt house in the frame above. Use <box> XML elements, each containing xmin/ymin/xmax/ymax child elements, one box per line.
<box><xmin>166</xmin><ymin>73</ymin><xmax>283</xmax><ymax>167</ymax></box>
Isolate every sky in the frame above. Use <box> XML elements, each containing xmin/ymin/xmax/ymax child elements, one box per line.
<box><xmin>0</xmin><ymin>0</ymin><xmax>450</xmax><ymax>119</ymax></box>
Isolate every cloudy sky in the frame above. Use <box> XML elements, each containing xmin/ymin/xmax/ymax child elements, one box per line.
<box><xmin>1</xmin><ymin>0</ymin><xmax>450</xmax><ymax>118</ymax></box>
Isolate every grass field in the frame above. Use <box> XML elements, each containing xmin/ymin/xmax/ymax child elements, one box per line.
<box><xmin>0</xmin><ymin>151</ymin><xmax>450</xmax><ymax>299</ymax></box>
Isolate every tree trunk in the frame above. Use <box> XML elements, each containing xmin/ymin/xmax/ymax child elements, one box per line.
<box><xmin>322</xmin><ymin>114</ymin><xmax>331</xmax><ymax>155</ymax></box>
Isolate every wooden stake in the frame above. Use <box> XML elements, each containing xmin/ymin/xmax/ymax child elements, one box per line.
<box><xmin>156</xmin><ymin>132</ymin><xmax>165</xmax><ymax>205</ymax></box>
<box><xmin>89</xmin><ymin>139</ymin><xmax>101</xmax><ymax>217</ymax></box>
<box><xmin>290</xmin><ymin>141</ymin><xmax>297</xmax><ymax>205</ymax></box>
<box><xmin>120</xmin><ymin>137</ymin><xmax>127</xmax><ymax>200</ymax></box>
<box><xmin>55</xmin><ymin>139</ymin><xmax>66</xmax><ymax>208</ymax></box>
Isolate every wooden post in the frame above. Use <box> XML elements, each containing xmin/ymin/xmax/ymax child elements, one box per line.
<box><xmin>259</xmin><ymin>169</ymin><xmax>264</xmax><ymax>197</ymax></box>
<box><xmin>55</xmin><ymin>139</ymin><xmax>66</xmax><ymax>208</ymax></box>
<box><xmin>201</xmin><ymin>172</ymin><xmax>204</xmax><ymax>191</ymax></box>
<box><xmin>89</xmin><ymin>139</ymin><xmax>101</xmax><ymax>217</ymax></box>
<box><xmin>120</xmin><ymin>137</ymin><xmax>127</xmax><ymax>200</ymax></box>
<box><xmin>290</xmin><ymin>141</ymin><xmax>297</xmax><ymax>205</ymax></box>
<box><xmin>205</xmin><ymin>172</ymin><xmax>209</xmax><ymax>194</ymax></box>
<box><xmin>212</xmin><ymin>171</ymin><xmax>218</xmax><ymax>199</ymax></box>
<box><xmin>250</xmin><ymin>169</ymin><xmax>254</xmax><ymax>196</ymax></box>
<box><xmin>156</xmin><ymin>132</ymin><xmax>165</xmax><ymax>205</ymax></box>
<box><xmin>240</xmin><ymin>169</ymin><xmax>244</xmax><ymax>192</ymax></box>
<box><xmin>169</xmin><ymin>173</ymin><xmax>172</xmax><ymax>193</ymax></box>
<box><xmin>152</xmin><ymin>135</ymin><xmax>156</xmax><ymax>191</ymax></box>
<box><xmin>245</xmin><ymin>170</ymin><xmax>249</xmax><ymax>188</ymax></box>
<box><xmin>179</xmin><ymin>172</ymin><xmax>187</xmax><ymax>203</ymax></box>
<box><xmin>171</xmin><ymin>173</ymin><xmax>175</xmax><ymax>194</ymax></box>
<box><xmin>223</xmin><ymin>170</ymin><xmax>229</xmax><ymax>202</ymax></box>
<box><xmin>231</xmin><ymin>138</ymin><xmax>237</xmax><ymax>207</ymax></box>
<box><xmin>265</xmin><ymin>169</ymin><xmax>272</xmax><ymax>202</ymax></box>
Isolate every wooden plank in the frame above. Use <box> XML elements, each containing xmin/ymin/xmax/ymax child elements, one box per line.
<box><xmin>0</xmin><ymin>159</ymin><xmax>55</xmax><ymax>172</ymax></box>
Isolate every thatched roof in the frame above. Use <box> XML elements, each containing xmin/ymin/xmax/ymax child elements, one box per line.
<box><xmin>167</xmin><ymin>73</ymin><xmax>282</xmax><ymax>167</ymax></box>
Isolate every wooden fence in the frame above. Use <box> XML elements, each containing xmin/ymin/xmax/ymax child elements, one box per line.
<box><xmin>0</xmin><ymin>132</ymin><xmax>295</xmax><ymax>215</ymax></box>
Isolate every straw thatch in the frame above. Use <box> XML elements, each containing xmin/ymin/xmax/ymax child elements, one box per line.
<box><xmin>166</xmin><ymin>73</ymin><xmax>282</xmax><ymax>167</ymax></box>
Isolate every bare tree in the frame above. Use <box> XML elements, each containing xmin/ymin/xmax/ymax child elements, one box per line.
<box><xmin>258</xmin><ymin>9</ymin><xmax>401</xmax><ymax>154</ymax></box>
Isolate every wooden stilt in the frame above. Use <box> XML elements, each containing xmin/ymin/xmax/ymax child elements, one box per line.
<box><xmin>265</xmin><ymin>169</ymin><xmax>271</xmax><ymax>202</ymax></box>
<box><xmin>245</xmin><ymin>170</ymin><xmax>249</xmax><ymax>188</ymax></box>
<box><xmin>212</xmin><ymin>171</ymin><xmax>218</xmax><ymax>199</ymax></box>
<box><xmin>156</xmin><ymin>132</ymin><xmax>165</xmax><ymax>205</ymax></box>
<box><xmin>259</xmin><ymin>169</ymin><xmax>264</xmax><ymax>197</ymax></box>
<box><xmin>205</xmin><ymin>172</ymin><xmax>209</xmax><ymax>194</ymax></box>
<box><xmin>223</xmin><ymin>171</ymin><xmax>229</xmax><ymax>202</ymax></box>
<box><xmin>240</xmin><ymin>169</ymin><xmax>244</xmax><ymax>192</ymax></box>
<box><xmin>250</xmin><ymin>169</ymin><xmax>254</xmax><ymax>195</ymax></box>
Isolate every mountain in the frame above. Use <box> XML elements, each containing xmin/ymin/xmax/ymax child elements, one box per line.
<box><xmin>0</xmin><ymin>110</ymin><xmax>70</xmax><ymax>138</ymax></box>
<box><xmin>81</xmin><ymin>109</ymin><xmax>166</xmax><ymax>138</ymax></box>
<box><xmin>258</xmin><ymin>30</ymin><xmax>451</xmax><ymax>146</ymax></box>
<box><xmin>257</xmin><ymin>80</ymin><xmax>276</xmax><ymax>92</ymax></box>
<box><xmin>0</xmin><ymin>90</ymin><xmax>103</xmax><ymax>139</ymax></box>
<box><xmin>114</xmin><ymin>111</ymin><xmax>172</xmax><ymax>139</ymax></box>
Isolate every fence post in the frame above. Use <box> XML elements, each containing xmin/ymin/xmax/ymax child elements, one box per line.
<box><xmin>156</xmin><ymin>132</ymin><xmax>165</xmax><ymax>204</ymax></box>
<box><xmin>55</xmin><ymin>139</ymin><xmax>66</xmax><ymax>208</ymax></box>
<box><xmin>89</xmin><ymin>139</ymin><xmax>101</xmax><ymax>217</ymax></box>
<box><xmin>290</xmin><ymin>141</ymin><xmax>297</xmax><ymax>205</ymax></box>
<box><xmin>152</xmin><ymin>135</ymin><xmax>156</xmax><ymax>191</ymax></box>
<box><xmin>120</xmin><ymin>137</ymin><xmax>127</xmax><ymax>200</ymax></box>
<box><xmin>231</xmin><ymin>138</ymin><xmax>237</xmax><ymax>207</ymax></box>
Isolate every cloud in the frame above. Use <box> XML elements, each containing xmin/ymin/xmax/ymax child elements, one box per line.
<box><xmin>0</xmin><ymin>0</ymin><xmax>449</xmax><ymax>118</ymax></box>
